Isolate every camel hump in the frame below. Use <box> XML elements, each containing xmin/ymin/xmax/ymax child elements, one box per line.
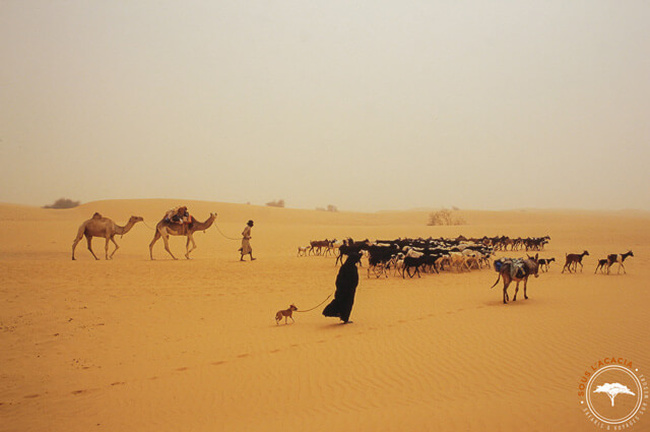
<box><xmin>92</xmin><ymin>212</ymin><xmax>102</xmax><ymax>219</ymax></box>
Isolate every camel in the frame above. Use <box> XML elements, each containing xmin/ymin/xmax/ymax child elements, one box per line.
<box><xmin>149</xmin><ymin>213</ymin><xmax>217</xmax><ymax>260</ymax></box>
<box><xmin>72</xmin><ymin>212</ymin><xmax>144</xmax><ymax>260</ymax></box>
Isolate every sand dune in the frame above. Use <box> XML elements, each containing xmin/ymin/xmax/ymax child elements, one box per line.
<box><xmin>1</xmin><ymin>200</ymin><xmax>649</xmax><ymax>431</ymax></box>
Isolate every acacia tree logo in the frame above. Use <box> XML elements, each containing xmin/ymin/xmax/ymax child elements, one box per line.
<box><xmin>581</xmin><ymin>364</ymin><xmax>647</xmax><ymax>428</ymax></box>
<box><xmin>593</xmin><ymin>383</ymin><xmax>636</xmax><ymax>407</ymax></box>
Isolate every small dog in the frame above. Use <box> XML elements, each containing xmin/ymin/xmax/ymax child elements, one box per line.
<box><xmin>275</xmin><ymin>304</ymin><xmax>298</xmax><ymax>325</ymax></box>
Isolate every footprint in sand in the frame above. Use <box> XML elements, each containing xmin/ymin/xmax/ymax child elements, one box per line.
<box><xmin>211</xmin><ymin>361</ymin><xmax>227</xmax><ymax>366</ymax></box>
<box><xmin>175</xmin><ymin>367</ymin><xmax>189</xmax><ymax>372</ymax></box>
<box><xmin>110</xmin><ymin>382</ymin><xmax>125</xmax><ymax>386</ymax></box>
<box><xmin>24</xmin><ymin>394</ymin><xmax>40</xmax><ymax>399</ymax></box>
<box><xmin>237</xmin><ymin>353</ymin><xmax>250</xmax><ymax>358</ymax></box>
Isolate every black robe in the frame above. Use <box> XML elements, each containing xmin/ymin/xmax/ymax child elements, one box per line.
<box><xmin>323</xmin><ymin>254</ymin><xmax>360</xmax><ymax>323</ymax></box>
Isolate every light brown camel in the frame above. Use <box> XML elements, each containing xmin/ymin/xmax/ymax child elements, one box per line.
<box><xmin>149</xmin><ymin>213</ymin><xmax>217</xmax><ymax>260</ymax></box>
<box><xmin>72</xmin><ymin>212</ymin><xmax>144</xmax><ymax>260</ymax></box>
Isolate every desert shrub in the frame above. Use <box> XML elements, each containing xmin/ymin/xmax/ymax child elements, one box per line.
<box><xmin>316</xmin><ymin>204</ymin><xmax>338</xmax><ymax>212</ymax></box>
<box><xmin>43</xmin><ymin>198</ymin><xmax>81</xmax><ymax>209</ymax></box>
<box><xmin>266</xmin><ymin>199</ymin><xmax>285</xmax><ymax>208</ymax></box>
<box><xmin>428</xmin><ymin>209</ymin><xmax>466</xmax><ymax>226</ymax></box>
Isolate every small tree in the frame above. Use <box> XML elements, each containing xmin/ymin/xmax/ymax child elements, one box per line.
<box><xmin>316</xmin><ymin>204</ymin><xmax>339</xmax><ymax>212</ymax></box>
<box><xmin>43</xmin><ymin>198</ymin><xmax>81</xmax><ymax>209</ymax></box>
<box><xmin>593</xmin><ymin>383</ymin><xmax>636</xmax><ymax>407</ymax></box>
<box><xmin>428</xmin><ymin>209</ymin><xmax>466</xmax><ymax>226</ymax></box>
<box><xmin>266</xmin><ymin>199</ymin><xmax>285</xmax><ymax>208</ymax></box>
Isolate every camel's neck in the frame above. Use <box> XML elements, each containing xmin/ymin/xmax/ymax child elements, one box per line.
<box><xmin>115</xmin><ymin>219</ymin><xmax>139</xmax><ymax>235</ymax></box>
<box><xmin>194</xmin><ymin>215</ymin><xmax>216</xmax><ymax>230</ymax></box>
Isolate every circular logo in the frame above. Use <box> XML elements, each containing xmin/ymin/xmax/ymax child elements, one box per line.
<box><xmin>579</xmin><ymin>358</ymin><xmax>648</xmax><ymax>429</ymax></box>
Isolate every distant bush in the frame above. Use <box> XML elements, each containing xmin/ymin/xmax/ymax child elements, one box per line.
<box><xmin>266</xmin><ymin>199</ymin><xmax>285</xmax><ymax>208</ymax></box>
<box><xmin>43</xmin><ymin>198</ymin><xmax>81</xmax><ymax>209</ymax></box>
<box><xmin>427</xmin><ymin>209</ymin><xmax>466</xmax><ymax>226</ymax></box>
<box><xmin>316</xmin><ymin>204</ymin><xmax>338</xmax><ymax>212</ymax></box>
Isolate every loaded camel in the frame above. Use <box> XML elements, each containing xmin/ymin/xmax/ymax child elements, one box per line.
<box><xmin>72</xmin><ymin>213</ymin><xmax>144</xmax><ymax>260</ymax></box>
<box><xmin>149</xmin><ymin>213</ymin><xmax>217</xmax><ymax>260</ymax></box>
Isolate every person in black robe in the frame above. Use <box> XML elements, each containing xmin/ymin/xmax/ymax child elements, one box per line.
<box><xmin>322</xmin><ymin>252</ymin><xmax>361</xmax><ymax>323</ymax></box>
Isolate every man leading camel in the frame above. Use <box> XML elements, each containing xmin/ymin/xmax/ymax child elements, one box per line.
<box><xmin>239</xmin><ymin>220</ymin><xmax>255</xmax><ymax>261</ymax></box>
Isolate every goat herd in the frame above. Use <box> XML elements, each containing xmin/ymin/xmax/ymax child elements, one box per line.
<box><xmin>298</xmin><ymin>236</ymin><xmax>634</xmax><ymax>304</ymax></box>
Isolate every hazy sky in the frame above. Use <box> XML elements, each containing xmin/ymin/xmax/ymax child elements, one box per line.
<box><xmin>1</xmin><ymin>1</ymin><xmax>649</xmax><ymax>211</ymax></box>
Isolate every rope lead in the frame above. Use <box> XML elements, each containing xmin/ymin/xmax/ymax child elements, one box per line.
<box><xmin>295</xmin><ymin>293</ymin><xmax>334</xmax><ymax>313</ymax></box>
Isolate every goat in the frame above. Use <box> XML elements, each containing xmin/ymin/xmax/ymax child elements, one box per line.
<box><xmin>309</xmin><ymin>240</ymin><xmax>330</xmax><ymax>256</ymax></box>
<box><xmin>390</xmin><ymin>253</ymin><xmax>405</xmax><ymax>277</ymax></box>
<box><xmin>449</xmin><ymin>252</ymin><xmax>470</xmax><ymax>272</ymax></box>
<box><xmin>595</xmin><ymin>258</ymin><xmax>609</xmax><ymax>274</ymax></box>
<box><xmin>537</xmin><ymin>257</ymin><xmax>555</xmax><ymax>272</ymax></box>
<box><xmin>402</xmin><ymin>256</ymin><xmax>425</xmax><ymax>278</ymax></box>
<box><xmin>367</xmin><ymin>244</ymin><xmax>396</xmax><ymax>278</ymax></box>
<box><xmin>606</xmin><ymin>251</ymin><xmax>634</xmax><ymax>275</ymax></box>
<box><xmin>336</xmin><ymin>238</ymin><xmax>370</xmax><ymax>266</ymax></box>
<box><xmin>562</xmin><ymin>251</ymin><xmax>589</xmax><ymax>273</ymax></box>
<box><xmin>297</xmin><ymin>246</ymin><xmax>311</xmax><ymax>257</ymax></box>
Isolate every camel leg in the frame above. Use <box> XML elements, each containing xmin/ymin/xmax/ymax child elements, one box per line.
<box><xmin>109</xmin><ymin>237</ymin><xmax>119</xmax><ymax>259</ymax></box>
<box><xmin>185</xmin><ymin>234</ymin><xmax>197</xmax><ymax>259</ymax></box>
<box><xmin>72</xmin><ymin>235</ymin><xmax>83</xmax><ymax>260</ymax></box>
<box><xmin>503</xmin><ymin>280</ymin><xmax>511</xmax><ymax>304</ymax></box>
<box><xmin>85</xmin><ymin>235</ymin><xmax>99</xmax><ymax>260</ymax></box>
<box><xmin>161</xmin><ymin>233</ymin><xmax>177</xmax><ymax>260</ymax></box>
<box><xmin>149</xmin><ymin>230</ymin><xmax>162</xmax><ymax>260</ymax></box>
<box><xmin>104</xmin><ymin>236</ymin><xmax>111</xmax><ymax>260</ymax></box>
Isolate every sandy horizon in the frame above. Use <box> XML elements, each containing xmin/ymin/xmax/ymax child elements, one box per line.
<box><xmin>1</xmin><ymin>199</ymin><xmax>649</xmax><ymax>431</ymax></box>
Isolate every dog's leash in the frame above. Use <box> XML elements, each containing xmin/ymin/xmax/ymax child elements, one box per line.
<box><xmin>295</xmin><ymin>292</ymin><xmax>334</xmax><ymax>313</ymax></box>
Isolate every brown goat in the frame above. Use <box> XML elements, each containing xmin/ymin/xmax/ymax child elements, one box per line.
<box><xmin>562</xmin><ymin>251</ymin><xmax>589</xmax><ymax>273</ymax></box>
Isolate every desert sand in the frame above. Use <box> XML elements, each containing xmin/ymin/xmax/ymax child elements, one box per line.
<box><xmin>1</xmin><ymin>199</ymin><xmax>649</xmax><ymax>432</ymax></box>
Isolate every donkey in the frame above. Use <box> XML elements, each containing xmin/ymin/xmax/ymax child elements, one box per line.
<box><xmin>491</xmin><ymin>254</ymin><xmax>540</xmax><ymax>304</ymax></box>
